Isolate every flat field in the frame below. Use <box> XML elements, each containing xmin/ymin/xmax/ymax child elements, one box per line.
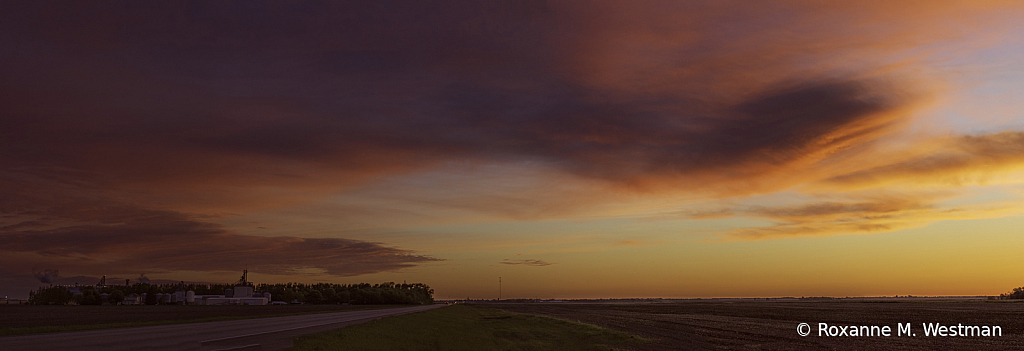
<box><xmin>0</xmin><ymin>304</ymin><xmax>402</xmax><ymax>335</ymax></box>
<box><xmin>288</xmin><ymin>304</ymin><xmax>645</xmax><ymax>351</ymax></box>
<box><xmin>491</xmin><ymin>300</ymin><xmax>1024</xmax><ymax>350</ymax></box>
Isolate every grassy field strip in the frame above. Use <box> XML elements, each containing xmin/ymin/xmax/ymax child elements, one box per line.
<box><xmin>0</xmin><ymin>305</ymin><xmax>405</xmax><ymax>336</ymax></box>
<box><xmin>287</xmin><ymin>304</ymin><xmax>648</xmax><ymax>350</ymax></box>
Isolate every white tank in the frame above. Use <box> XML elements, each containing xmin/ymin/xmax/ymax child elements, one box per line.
<box><xmin>186</xmin><ymin>291</ymin><xmax>195</xmax><ymax>303</ymax></box>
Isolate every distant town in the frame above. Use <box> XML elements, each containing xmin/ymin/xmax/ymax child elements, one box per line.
<box><xmin>20</xmin><ymin>270</ymin><xmax>434</xmax><ymax>306</ymax></box>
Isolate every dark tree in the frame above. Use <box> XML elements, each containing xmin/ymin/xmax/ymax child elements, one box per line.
<box><xmin>108</xmin><ymin>290</ymin><xmax>125</xmax><ymax>304</ymax></box>
<box><xmin>1000</xmin><ymin>287</ymin><xmax>1024</xmax><ymax>299</ymax></box>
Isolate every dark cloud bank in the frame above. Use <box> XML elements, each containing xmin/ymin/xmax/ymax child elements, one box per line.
<box><xmin>1</xmin><ymin>1</ymin><xmax>916</xmax><ymax>191</ymax></box>
<box><xmin>0</xmin><ymin>204</ymin><xmax>439</xmax><ymax>276</ymax></box>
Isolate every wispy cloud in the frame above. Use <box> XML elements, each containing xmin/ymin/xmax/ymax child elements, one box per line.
<box><xmin>698</xmin><ymin>131</ymin><xmax>1024</xmax><ymax>241</ymax></box>
<box><xmin>825</xmin><ymin>132</ymin><xmax>1024</xmax><ymax>188</ymax></box>
<box><xmin>500</xmin><ymin>259</ymin><xmax>556</xmax><ymax>267</ymax></box>
<box><xmin>714</xmin><ymin>193</ymin><xmax>1022</xmax><ymax>241</ymax></box>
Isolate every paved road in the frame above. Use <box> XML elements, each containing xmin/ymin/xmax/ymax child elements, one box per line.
<box><xmin>0</xmin><ymin>304</ymin><xmax>446</xmax><ymax>351</ymax></box>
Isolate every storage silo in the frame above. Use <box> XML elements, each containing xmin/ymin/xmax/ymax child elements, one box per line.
<box><xmin>186</xmin><ymin>291</ymin><xmax>195</xmax><ymax>304</ymax></box>
<box><xmin>224</xmin><ymin>288</ymin><xmax>233</xmax><ymax>298</ymax></box>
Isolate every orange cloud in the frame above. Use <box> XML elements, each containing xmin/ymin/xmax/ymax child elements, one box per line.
<box><xmin>825</xmin><ymin>132</ymin><xmax>1024</xmax><ymax>188</ymax></box>
<box><xmin>716</xmin><ymin>193</ymin><xmax>1021</xmax><ymax>241</ymax></box>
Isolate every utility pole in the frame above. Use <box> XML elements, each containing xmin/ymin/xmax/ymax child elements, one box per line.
<box><xmin>499</xmin><ymin>277</ymin><xmax>502</xmax><ymax>301</ymax></box>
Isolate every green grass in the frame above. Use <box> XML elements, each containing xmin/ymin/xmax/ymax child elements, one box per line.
<box><xmin>0</xmin><ymin>305</ymin><xmax>402</xmax><ymax>336</ymax></box>
<box><xmin>287</xmin><ymin>304</ymin><xmax>647</xmax><ymax>351</ymax></box>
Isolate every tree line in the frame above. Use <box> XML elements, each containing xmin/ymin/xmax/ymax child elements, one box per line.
<box><xmin>258</xmin><ymin>282</ymin><xmax>433</xmax><ymax>305</ymax></box>
<box><xmin>998</xmin><ymin>286</ymin><xmax>1024</xmax><ymax>300</ymax></box>
<box><xmin>28</xmin><ymin>281</ymin><xmax>433</xmax><ymax>305</ymax></box>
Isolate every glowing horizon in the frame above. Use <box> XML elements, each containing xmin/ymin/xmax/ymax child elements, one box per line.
<box><xmin>4</xmin><ymin>1</ymin><xmax>1024</xmax><ymax>300</ymax></box>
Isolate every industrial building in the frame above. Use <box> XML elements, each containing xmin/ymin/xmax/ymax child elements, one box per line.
<box><xmin>197</xmin><ymin>288</ymin><xmax>270</xmax><ymax>305</ymax></box>
<box><xmin>118</xmin><ymin>270</ymin><xmax>271</xmax><ymax>305</ymax></box>
<box><xmin>192</xmin><ymin>270</ymin><xmax>270</xmax><ymax>305</ymax></box>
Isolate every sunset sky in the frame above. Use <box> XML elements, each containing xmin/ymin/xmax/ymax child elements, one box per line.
<box><xmin>4</xmin><ymin>1</ymin><xmax>1024</xmax><ymax>300</ymax></box>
